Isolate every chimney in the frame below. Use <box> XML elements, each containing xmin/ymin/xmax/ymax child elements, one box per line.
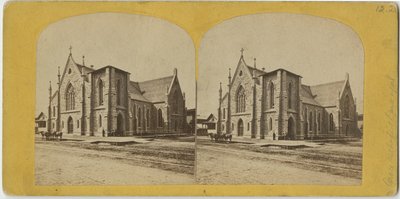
<box><xmin>90</xmin><ymin>65</ymin><xmax>94</xmax><ymax>68</ymax></box>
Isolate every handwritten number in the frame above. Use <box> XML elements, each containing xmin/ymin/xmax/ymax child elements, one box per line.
<box><xmin>376</xmin><ymin>5</ymin><xmax>397</xmax><ymax>13</ymax></box>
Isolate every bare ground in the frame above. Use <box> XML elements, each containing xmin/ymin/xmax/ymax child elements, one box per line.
<box><xmin>196</xmin><ymin>137</ymin><xmax>362</xmax><ymax>185</ymax></box>
<box><xmin>35</xmin><ymin>136</ymin><xmax>195</xmax><ymax>185</ymax></box>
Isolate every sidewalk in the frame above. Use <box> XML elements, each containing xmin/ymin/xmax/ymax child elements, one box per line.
<box><xmin>61</xmin><ymin>134</ymin><xmax>151</xmax><ymax>144</ymax></box>
<box><xmin>198</xmin><ymin>135</ymin><xmax>348</xmax><ymax>148</ymax></box>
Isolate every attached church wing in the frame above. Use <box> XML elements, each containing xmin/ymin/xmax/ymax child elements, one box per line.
<box><xmin>137</xmin><ymin>76</ymin><xmax>174</xmax><ymax>103</ymax></box>
<box><xmin>300</xmin><ymin>85</ymin><xmax>321</xmax><ymax>106</ymax></box>
<box><xmin>310</xmin><ymin>80</ymin><xmax>346</xmax><ymax>107</ymax></box>
<box><xmin>128</xmin><ymin>81</ymin><xmax>150</xmax><ymax>102</ymax></box>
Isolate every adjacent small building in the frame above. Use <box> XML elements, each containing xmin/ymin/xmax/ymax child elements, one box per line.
<box><xmin>197</xmin><ymin>114</ymin><xmax>218</xmax><ymax>136</ymax></box>
<box><xmin>35</xmin><ymin>112</ymin><xmax>47</xmax><ymax>134</ymax></box>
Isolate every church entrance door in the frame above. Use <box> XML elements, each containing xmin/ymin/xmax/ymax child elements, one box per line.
<box><xmin>116</xmin><ymin>113</ymin><xmax>124</xmax><ymax>136</ymax></box>
<box><xmin>67</xmin><ymin>116</ymin><xmax>73</xmax><ymax>134</ymax></box>
<box><xmin>287</xmin><ymin>117</ymin><xmax>295</xmax><ymax>140</ymax></box>
<box><xmin>238</xmin><ymin>119</ymin><xmax>244</xmax><ymax>136</ymax></box>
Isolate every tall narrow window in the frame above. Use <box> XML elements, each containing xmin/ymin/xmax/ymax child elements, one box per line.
<box><xmin>98</xmin><ymin>79</ymin><xmax>103</xmax><ymax>105</ymax></box>
<box><xmin>77</xmin><ymin>120</ymin><xmax>79</xmax><ymax>128</ymax></box>
<box><xmin>269</xmin><ymin>118</ymin><xmax>273</xmax><ymax>131</ymax></box>
<box><xmin>223</xmin><ymin>108</ymin><xmax>226</xmax><ymax>119</ymax></box>
<box><xmin>329</xmin><ymin>113</ymin><xmax>334</xmax><ymax>131</ymax></box>
<box><xmin>158</xmin><ymin>109</ymin><xmax>163</xmax><ymax>127</ymax></box>
<box><xmin>288</xmin><ymin>83</ymin><xmax>292</xmax><ymax>109</ymax></box>
<box><xmin>138</xmin><ymin>107</ymin><xmax>142</xmax><ymax>127</ymax></box>
<box><xmin>309</xmin><ymin>111</ymin><xmax>313</xmax><ymax>131</ymax></box>
<box><xmin>146</xmin><ymin>109</ymin><xmax>150</xmax><ymax>128</ymax></box>
<box><xmin>173</xmin><ymin>91</ymin><xmax>179</xmax><ymax>114</ymax></box>
<box><xmin>53</xmin><ymin>106</ymin><xmax>56</xmax><ymax>117</ymax></box>
<box><xmin>66</xmin><ymin>84</ymin><xmax>75</xmax><ymax>111</ymax></box>
<box><xmin>99</xmin><ymin>115</ymin><xmax>102</xmax><ymax>127</ymax></box>
<box><xmin>236</xmin><ymin>85</ymin><xmax>246</xmax><ymax>113</ymax></box>
<box><xmin>116</xmin><ymin>80</ymin><xmax>121</xmax><ymax>106</ymax></box>
<box><xmin>270</xmin><ymin>82</ymin><xmax>274</xmax><ymax>108</ymax></box>
<box><xmin>344</xmin><ymin>95</ymin><xmax>350</xmax><ymax>118</ymax></box>
<box><xmin>317</xmin><ymin>113</ymin><xmax>321</xmax><ymax>131</ymax></box>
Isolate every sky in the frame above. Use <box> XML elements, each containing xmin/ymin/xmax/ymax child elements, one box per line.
<box><xmin>36</xmin><ymin>13</ymin><xmax>195</xmax><ymax>115</ymax></box>
<box><xmin>198</xmin><ymin>13</ymin><xmax>364</xmax><ymax>117</ymax></box>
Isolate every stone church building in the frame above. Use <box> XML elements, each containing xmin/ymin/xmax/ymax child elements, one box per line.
<box><xmin>46</xmin><ymin>50</ymin><xmax>187</xmax><ymax>136</ymax></box>
<box><xmin>217</xmin><ymin>49</ymin><xmax>359</xmax><ymax>140</ymax></box>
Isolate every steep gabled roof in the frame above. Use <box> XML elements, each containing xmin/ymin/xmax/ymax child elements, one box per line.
<box><xmin>128</xmin><ymin>81</ymin><xmax>150</xmax><ymax>102</ymax></box>
<box><xmin>76</xmin><ymin>63</ymin><xmax>95</xmax><ymax>74</ymax></box>
<box><xmin>35</xmin><ymin>112</ymin><xmax>47</xmax><ymax>121</ymax></box>
<box><xmin>61</xmin><ymin>53</ymin><xmax>92</xmax><ymax>83</ymax></box>
<box><xmin>310</xmin><ymin>80</ymin><xmax>345</xmax><ymax>107</ymax></box>
<box><xmin>247</xmin><ymin>65</ymin><xmax>266</xmax><ymax>77</ymax></box>
<box><xmin>138</xmin><ymin>76</ymin><xmax>174</xmax><ymax>103</ymax></box>
<box><xmin>206</xmin><ymin>113</ymin><xmax>217</xmax><ymax>122</ymax></box>
<box><xmin>300</xmin><ymin>85</ymin><xmax>321</xmax><ymax>106</ymax></box>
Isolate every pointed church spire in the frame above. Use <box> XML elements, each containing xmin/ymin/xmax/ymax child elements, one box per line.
<box><xmin>82</xmin><ymin>56</ymin><xmax>85</xmax><ymax>66</ymax></box>
<box><xmin>240</xmin><ymin>48</ymin><xmax>244</xmax><ymax>57</ymax></box>
<box><xmin>69</xmin><ymin>45</ymin><xmax>72</xmax><ymax>55</ymax></box>
<box><xmin>254</xmin><ymin>57</ymin><xmax>257</xmax><ymax>68</ymax></box>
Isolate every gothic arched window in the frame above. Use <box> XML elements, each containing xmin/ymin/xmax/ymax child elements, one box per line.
<box><xmin>158</xmin><ymin>109</ymin><xmax>163</xmax><ymax>127</ymax></box>
<box><xmin>65</xmin><ymin>84</ymin><xmax>75</xmax><ymax>111</ymax></box>
<box><xmin>99</xmin><ymin>115</ymin><xmax>102</xmax><ymax>127</ymax></box>
<box><xmin>270</xmin><ymin>82</ymin><xmax>274</xmax><ymax>108</ymax></box>
<box><xmin>269</xmin><ymin>117</ymin><xmax>273</xmax><ymax>131</ymax></box>
<box><xmin>309</xmin><ymin>111</ymin><xmax>313</xmax><ymax>131</ymax></box>
<box><xmin>53</xmin><ymin>106</ymin><xmax>56</xmax><ymax>117</ymax></box>
<box><xmin>173</xmin><ymin>91</ymin><xmax>179</xmax><ymax>114</ymax></box>
<box><xmin>138</xmin><ymin>107</ymin><xmax>142</xmax><ymax>127</ymax></box>
<box><xmin>344</xmin><ymin>95</ymin><xmax>350</xmax><ymax>118</ymax></box>
<box><xmin>236</xmin><ymin>85</ymin><xmax>246</xmax><ymax>113</ymax></box>
<box><xmin>317</xmin><ymin>112</ymin><xmax>321</xmax><ymax>131</ymax></box>
<box><xmin>329</xmin><ymin>113</ymin><xmax>334</xmax><ymax>131</ymax></box>
<box><xmin>98</xmin><ymin>79</ymin><xmax>103</xmax><ymax>105</ymax></box>
<box><xmin>146</xmin><ymin>109</ymin><xmax>150</xmax><ymax>128</ymax></box>
<box><xmin>288</xmin><ymin>83</ymin><xmax>292</xmax><ymax>109</ymax></box>
<box><xmin>116</xmin><ymin>80</ymin><xmax>121</xmax><ymax>106</ymax></box>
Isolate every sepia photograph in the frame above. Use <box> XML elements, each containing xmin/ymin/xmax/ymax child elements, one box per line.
<box><xmin>34</xmin><ymin>13</ymin><xmax>196</xmax><ymax>185</ymax></box>
<box><xmin>196</xmin><ymin>13</ymin><xmax>364</xmax><ymax>185</ymax></box>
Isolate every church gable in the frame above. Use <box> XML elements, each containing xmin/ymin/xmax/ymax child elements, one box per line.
<box><xmin>59</xmin><ymin>54</ymin><xmax>85</xmax><ymax>112</ymax></box>
<box><xmin>168</xmin><ymin>73</ymin><xmax>184</xmax><ymax>102</ymax></box>
<box><xmin>231</xmin><ymin>56</ymin><xmax>254</xmax><ymax>86</ymax></box>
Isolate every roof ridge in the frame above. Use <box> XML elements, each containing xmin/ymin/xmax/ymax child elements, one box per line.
<box><xmin>310</xmin><ymin>80</ymin><xmax>345</xmax><ymax>87</ymax></box>
<box><xmin>247</xmin><ymin>65</ymin><xmax>266</xmax><ymax>73</ymax></box>
<box><xmin>139</xmin><ymin>75</ymin><xmax>174</xmax><ymax>84</ymax></box>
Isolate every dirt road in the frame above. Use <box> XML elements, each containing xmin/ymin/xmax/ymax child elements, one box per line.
<box><xmin>35</xmin><ymin>138</ymin><xmax>195</xmax><ymax>185</ymax></box>
<box><xmin>196</xmin><ymin>138</ymin><xmax>362</xmax><ymax>185</ymax></box>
